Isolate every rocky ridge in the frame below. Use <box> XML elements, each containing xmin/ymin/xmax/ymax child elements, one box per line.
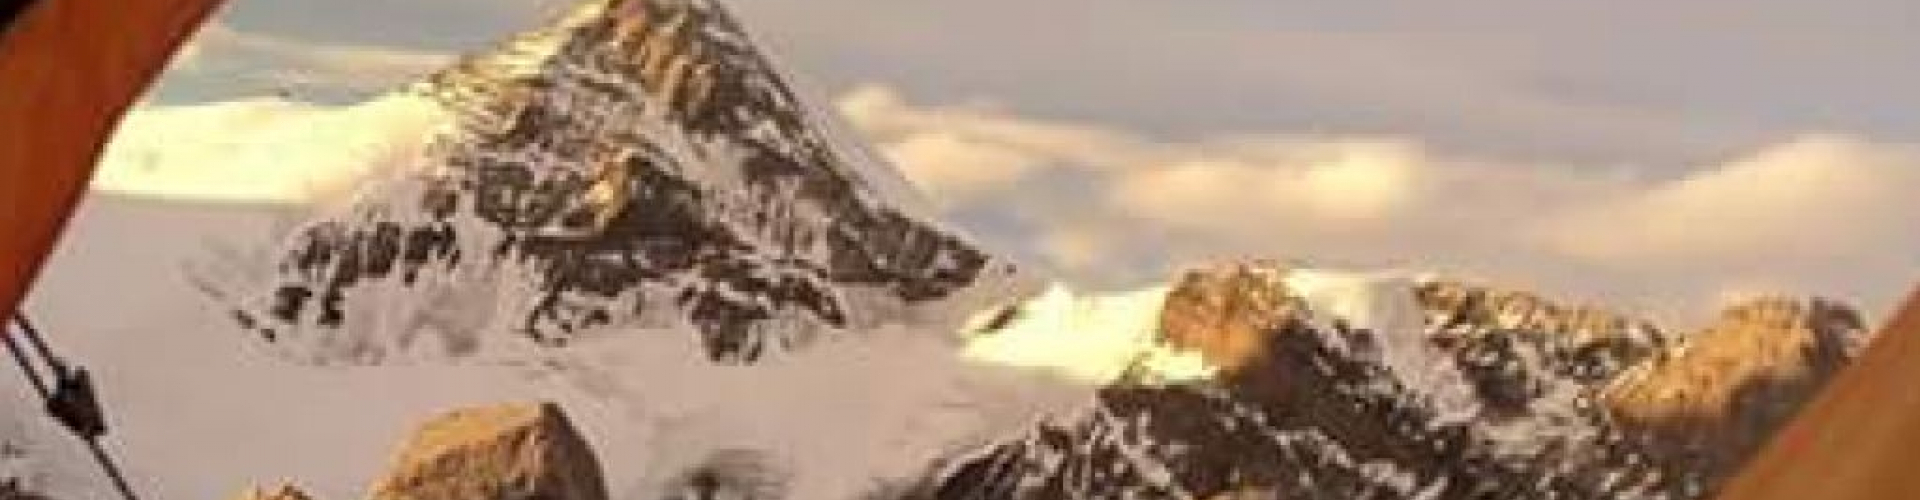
<box><xmin>912</xmin><ymin>262</ymin><xmax>1868</xmax><ymax>500</ymax></box>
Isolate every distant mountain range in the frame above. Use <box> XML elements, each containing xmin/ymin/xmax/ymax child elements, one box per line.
<box><xmin>218</xmin><ymin>1</ymin><xmax>1875</xmax><ymax>498</ymax></box>
<box><xmin>910</xmin><ymin>264</ymin><xmax>1865</xmax><ymax>500</ymax></box>
<box><xmin>3</xmin><ymin>1</ymin><xmax>1876</xmax><ymax>499</ymax></box>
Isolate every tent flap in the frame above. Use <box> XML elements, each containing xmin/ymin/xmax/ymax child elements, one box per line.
<box><xmin>0</xmin><ymin>0</ymin><xmax>226</xmax><ymax>321</ymax></box>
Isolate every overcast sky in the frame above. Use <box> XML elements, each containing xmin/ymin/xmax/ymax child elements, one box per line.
<box><xmin>123</xmin><ymin>0</ymin><xmax>1920</xmax><ymax>325</ymax></box>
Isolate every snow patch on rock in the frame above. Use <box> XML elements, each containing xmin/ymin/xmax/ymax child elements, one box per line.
<box><xmin>959</xmin><ymin>285</ymin><xmax>1216</xmax><ymax>386</ymax></box>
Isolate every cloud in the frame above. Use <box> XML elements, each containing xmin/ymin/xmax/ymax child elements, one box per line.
<box><xmin>207</xmin><ymin>23</ymin><xmax>451</xmax><ymax>81</ymax></box>
<box><xmin>732</xmin><ymin>0</ymin><xmax>1920</xmax><ymax>170</ymax></box>
<box><xmin>878</xmin><ymin>132</ymin><xmax>1044</xmax><ymax>207</ymax></box>
<box><xmin>1540</xmin><ymin>136</ymin><xmax>1920</xmax><ymax>265</ymax></box>
<box><xmin>840</xmin><ymin>86</ymin><xmax>1147</xmax><ymax>170</ymax></box>
<box><xmin>95</xmin><ymin>95</ymin><xmax>449</xmax><ymax>204</ymax></box>
<box><xmin>168</xmin><ymin>22</ymin><xmax>454</xmax><ymax>96</ymax></box>
<box><xmin>1108</xmin><ymin>139</ymin><xmax>1426</xmax><ymax>230</ymax></box>
<box><xmin>840</xmin><ymin>84</ymin><xmax>1920</xmax><ymax>323</ymax></box>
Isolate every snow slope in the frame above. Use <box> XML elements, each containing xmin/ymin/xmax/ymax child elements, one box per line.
<box><xmin>957</xmin><ymin>285</ymin><xmax>1219</xmax><ymax>386</ymax></box>
<box><xmin>12</xmin><ymin>195</ymin><xmax>1075</xmax><ymax>500</ymax></box>
<box><xmin>11</xmin><ymin>194</ymin><xmax>1222</xmax><ymax>500</ymax></box>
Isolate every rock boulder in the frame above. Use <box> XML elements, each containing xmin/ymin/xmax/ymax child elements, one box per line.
<box><xmin>229</xmin><ymin>483</ymin><xmax>316</xmax><ymax>500</ymax></box>
<box><xmin>367</xmin><ymin>402</ymin><xmax>607</xmax><ymax>500</ymax></box>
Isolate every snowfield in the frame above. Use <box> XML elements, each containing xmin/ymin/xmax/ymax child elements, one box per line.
<box><xmin>10</xmin><ymin>195</ymin><xmax>1198</xmax><ymax>500</ymax></box>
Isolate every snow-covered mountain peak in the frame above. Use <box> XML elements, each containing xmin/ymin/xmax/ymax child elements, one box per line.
<box><xmin>217</xmin><ymin>0</ymin><xmax>1021</xmax><ymax>366</ymax></box>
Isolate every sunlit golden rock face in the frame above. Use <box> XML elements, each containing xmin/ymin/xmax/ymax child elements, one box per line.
<box><xmin>228</xmin><ymin>483</ymin><xmax>317</xmax><ymax>500</ymax></box>
<box><xmin>1602</xmin><ymin>296</ymin><xmax>1866</xmax><ymax>479</ymax></box>
<box><xmin>368</xmin><ymin>403</ymin><xmax>608</xmax><ymax>500</ymax></box>
<box><xmin>1157</xmin><ymin>261</ymin><xmax>1300</xmax><ymax>374</ymax></box>
<box><xmin>617</xmin><ymin>1</ymin><xmax>720</xmax><ymax>117</ymax></box>
<box><xmin>210</xmin><ymin>403</ymin><xmax>606</xmax><ymax>500</ymax></box>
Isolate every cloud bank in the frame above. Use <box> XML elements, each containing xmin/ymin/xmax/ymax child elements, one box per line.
<box><xmin>95</xmin><ymin>95</ymin><xmax>447</xmax><ymax>204</ymax></box>
<box><xmin>840</xmin><ymin>85</ymin><xmax>1920</xmax><ymax>324</ymax></box>
<box><xmin>727</xmin><ymin>0</ymin><xmax>1920</xmax><ymax>171</ymax></box>
<box><xmin>162</xmin><ymin>22</ymin><xmax>455</xmax><ymax>101</ymax></box>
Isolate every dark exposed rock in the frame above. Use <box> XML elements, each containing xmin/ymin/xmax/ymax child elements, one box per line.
<box><xmin>1414</xmin><ymin>281</ymin><xmax>1676</xmax><ymax>420</ymax></box>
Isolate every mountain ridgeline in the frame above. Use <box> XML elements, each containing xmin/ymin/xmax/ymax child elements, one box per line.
<box><xmin>203</xmin><ymin>1</ymin><xmax>1873</xmax><ymax>499</ymax></box>
<box><xmin>911</xmin><ymin>263</ymin><xmax>1865</xmax><ymax>500</ymax></box>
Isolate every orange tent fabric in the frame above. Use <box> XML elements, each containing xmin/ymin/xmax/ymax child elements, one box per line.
<box><xmin>1717</xmin><ymin>287</ymin><xmax>1920</xmax><ymax>500</ymax></box>
<box><xmin>0</xmin><ymin>0</ymin><xmax>226</xmax><ymax>321</ymax></box>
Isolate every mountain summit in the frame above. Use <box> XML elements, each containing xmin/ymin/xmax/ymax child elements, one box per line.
<box><xmin>223</xmin><ymin>0</ymin><xmax>1017</xmax><ymax>365</ymax></box>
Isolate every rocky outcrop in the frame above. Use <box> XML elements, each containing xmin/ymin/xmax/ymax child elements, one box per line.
<box><xmin>218</xmin><ymin>403</ymin><xmax>606</xmax><ymax>500</ymax></box>
<box><xmin>228</xmin><ymin>484</ymin><xmax>316</xmax><ymax>500</ymax></box>
<box><xmin>1415</xmin><ymin>281</ymin><xmax>1666</xmax><ymax>348</ymax></box>
<box><xmin>368</xmin><ymin>403</ymin><xmax>607</xmax><ymax>500</ymax></box>
<box><xmin>913</xmin><ymin>261</ymin><xmax>1872</xmax><ymax>500</ymax></box>
<box><xmin>1603</xmin><ymin>297</ymin><xmax>1867</xmax><ymax>482</ymax></box>
<box><xmin>1156</xmin><ymin>262</ymin><xmax>1299</xmax><ymax>373</ymax></box>
<box><xmin>1414</xmin><ymin>280</ymin><xmax>1675</xmax><ymax>416</ymax></box>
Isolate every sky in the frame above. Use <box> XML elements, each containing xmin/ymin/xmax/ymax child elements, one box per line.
<box><xmin>108</xmin><ymin>0</ymin><xmax>1920</xmax><ymax>326</ymax></box>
